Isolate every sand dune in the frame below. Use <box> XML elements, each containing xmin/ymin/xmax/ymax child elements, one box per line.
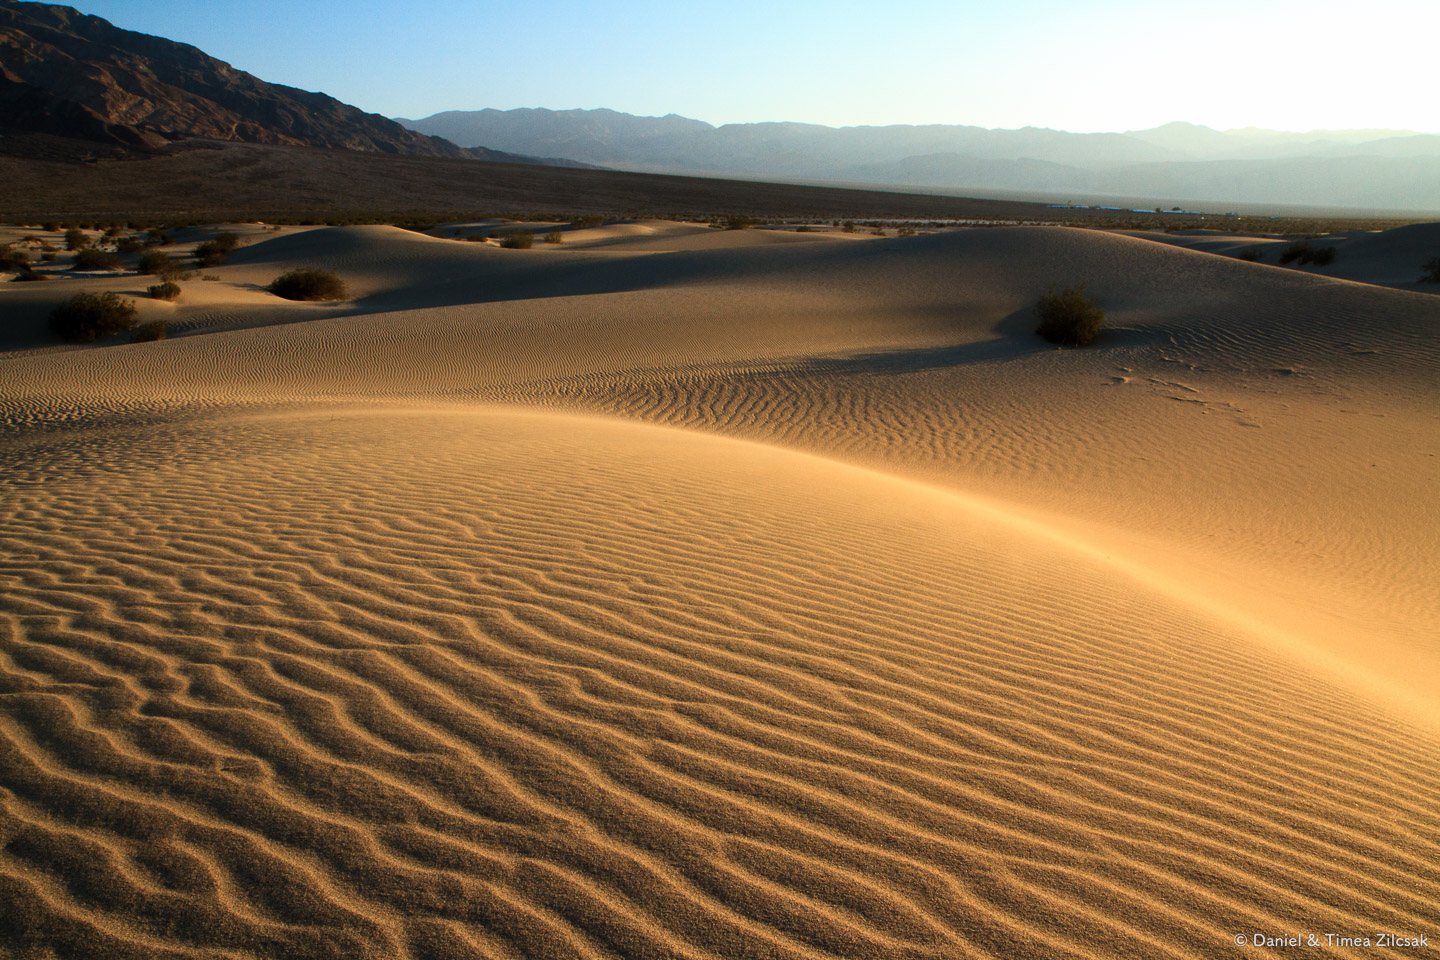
<box><xmin>1129</xmin><ymin>221</ymin><xmax>1440</xmax><ymax>292</ymax></box>
<box><xmin>1</xmin><ymin>221</ymin><xmax>1437</xmax><ymax>958</ymax></box>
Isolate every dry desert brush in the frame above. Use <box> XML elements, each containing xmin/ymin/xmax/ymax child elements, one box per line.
<box><xmin>148</xmin><ymin>281</ymin><xmax>181</xmax><ymax>301</ymax></box>
<box><xmin>71</xmin><ymin>248</ymin><xmax>122</xmax><ymax>271</ymax></box>
<box><xmin>1035</xmin><ymin>285</ymin><xmax>1105</xmax><ymax>347</ymax></box>
<box><xmin>138</xmin><ymin>250</ymin><xmax>177</xmax><ymax>276</ymax></box>
<box><xmin>267</xmin><ymin>268</ymin><xmax>348</xmax><ymax>301</ymax></box>
<box><xmin>1277</xmin><ymin>240</ymin><xmax>1336</xmax><ymax>266</ymax></box>
<box><xmin>130</xmin><ymin>321</ymin><xmax>168</xmax><ymax>343</ymax></box>
<box><xmin>49</xmin><ymin>292</ymin><xmax>138</xmax><ymax>342</ymax></box>
<box><xmin>1420</xmin><ymin>256</ymin><xmax>1440</xmax><ymax>283</ymax></box>
<box><xmin>499</xmin><ymin>230</ymin><xmax>534</xmax><ymax>249</ymax></box>
<box><xmin>194</xmin><ymin>231</ymin><xmax>240</xmax><ymax>266</ymax></box>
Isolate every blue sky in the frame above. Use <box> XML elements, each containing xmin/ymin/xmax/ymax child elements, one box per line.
<box><xmin>71</xmin><ymin>0</ymin><xmax>1434</xmax><ymax>132</ymax></box>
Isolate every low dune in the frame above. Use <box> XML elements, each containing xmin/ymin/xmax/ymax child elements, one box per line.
<box><xmin>1</xmin><ymin>220</ymin><xmax>1437</xmax><ymax>958</ymax></box>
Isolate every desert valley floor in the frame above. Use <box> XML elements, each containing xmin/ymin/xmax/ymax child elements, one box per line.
<box><xmin>0</xmin><ymin>219</ymin><xmax>1437</xmax><ymax>959</ymax></box>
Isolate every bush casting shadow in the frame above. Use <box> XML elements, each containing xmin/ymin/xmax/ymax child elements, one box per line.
<box><xmin>1035</xmin><ymin>285</ymin><xmax>1105</xmax><ymax>347</ymax></box>
<box><xmin>267</xmin><ymin>268</ymin><xmax>348</xmax><ymax>301</ymax></box>
<box><xmin>72</xmin><ymin>248</ymin><xmax>122</xmax><ymax>271</ymax></box>
<box><xmin>130</xmin><ymin>321</ymin><xmax>168</xmax><ymax>343</ymax></box>
<box><xmin>499</xmin><ymin>231</ymin><xmax>533</xmax><ymax>249</ymax></box>
<box><xmin>50</xmin><ymin>292</ymin><xmax>138</xmax><ymax>342</ymax></box>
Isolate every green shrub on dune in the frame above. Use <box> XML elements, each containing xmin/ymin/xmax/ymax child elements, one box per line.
<box><xmin>267</xmin><ymin>268</ymin><xmax>348</xmax><ymax>301</ymax></box>
<box><xmin>49</xmin><ymin>292</ymin><xmax>138</xmax><ymax>342</ymax></box>
<box><xmin>1035</xmin><ymin>285</ymin><xmax>1105</xmax><ymax>347</ymax></box>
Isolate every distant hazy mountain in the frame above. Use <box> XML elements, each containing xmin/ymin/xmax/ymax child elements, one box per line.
<box><xmin>401</xmin><ymin>109</ymin><xmax>1440</xmax><ymax>212</ymax></box>
<box><xmin>0</xmin><ymin>0</ymin><xmax>586</xmax><ymax>167</ymax></box>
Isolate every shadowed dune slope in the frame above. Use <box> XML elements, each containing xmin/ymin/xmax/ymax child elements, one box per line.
<box><xmin>2</xmin><ymin>407</ymin><xmax>1438</xmax><ymax>960</ymax></box>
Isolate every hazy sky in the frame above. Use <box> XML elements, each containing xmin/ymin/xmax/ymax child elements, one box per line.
<box><xmin>73</xmin><ymin>0</ymin><xmax>1434</xmax><ymax>133</ymax></box>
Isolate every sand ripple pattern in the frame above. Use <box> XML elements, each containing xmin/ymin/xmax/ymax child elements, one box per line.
<box><xmin>2</xmin><ymin>408</ymin><xmax>1437</xmax><ymax>960</ymax></box>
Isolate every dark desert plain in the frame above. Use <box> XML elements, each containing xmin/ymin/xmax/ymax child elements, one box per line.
<box><xmin>2</xmin><ymin>2</ymin><xmax>1439</xmax><ymax>959</ymax></box>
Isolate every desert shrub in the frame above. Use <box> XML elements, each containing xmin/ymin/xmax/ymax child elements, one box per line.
<box><xmin>1420</xmin><ymin>256</ymin><xmax>1440</xmax><ymax>283</ymax></box>
<box><xmin>49</xmin><ymin>292</ymin><xmax>138</xmax><ymax>342</ymax></box>
<box><xmin>130</xmin><ymin>321</ymin><xmax>168</xmax><ymax>343</ymax></box>
<box><xmin>1277</xmin><ymin>241</ymin><xmax>1308</xmax><ymax>264</ymax></box>
<box><xmin>267</xmin><ymin>268</ymin><xmax>348</xmax><ymax>301</ymax></box>
<box><xmin>200</xmin><ymin>273</ymin><xmax>221</xmax><ymax>281</ymax></box>
<box><xmin>0</xmin><ymin>244</ymin><xmax>30</xmax><ymax>271</ymax></box>
<box><xmin>40</xmin><ymin>251</ymin><xmax>57</xmax><ymax>261</ymax></box>
<box><xmin>1278</xmin><ymin>241</ymin><xmax>1335</xmax><ymax>266</ymax></box>
<box><xmin>138</xmin><ymin>250</ymin><xmax>176</xmax><ymax>275</ymax></box>
<box><xmin>1236</xmin><ymin>247</ymin><xmax>1261</xmax><ymax>262</ymax></box>
<box><xmin>147</xmin><ymin>281</ymin><xmax>181</xmax><ymax>301</ymax></box>
<box><xmin>147</xmin><ymin>228</ymin><xmax>172</xmax><ymax>245</ymax></box>
<box><xmin>64</xmin><ymin>228</ymin><xmax>90</xmax><ymax>251</ymax></box>
<box><xmin>116</xmin><ymin>236</ymin><xmax>146</xmax><ymax>253</ymax></box>
<box><xmin>193</xmin><ymin>230</ymin><xmax>241</xmax><ymax>265</ymax></box>
<box><xmin>1035</xmin><ymin>285</ymin><xmax>1105</xmax><ymax>347</ymax></box>
<box><xmin>11</xmin><ymin>267</ymin><xmax>46</xmax><ymax>282</ymax></box>
<box><xmin>842</xmin><ymin>221</ymin><xmax>856</xmax><ymax>233</ymax></box>
<box><xmin>42</xmin><ymin>221</ymin><xmax>59</xmax><ymax>233</ymax></box>
<box><xmin>897</xmin><ymin>226</ymin><xmax>917</xmax><ymax>236</ymax></box>
<box><xmin>795</xmin><ymin>225</ymin><xmax>813</xmax><ymax>233</ymax></box>
<box><xmin>72</xmin><ymin>248</ymin><xmax>122</xmax><ymax>271</ymax></box>
<box><xmin>543</xmin><ymin>230</ymin><xmax>564</xmax><ymax>244</ymax></box>
<box><xmin>723</xmin><ymin>215</ymin><xmax>755</xmax><ymax>230</ymax></box>
<box><xmin>499</xmin><ymin>231</ymin><xmax>533</xmax><ymax>249</ymax></box>
<box><xmin>871</xmin><ymin>227</ymin><xmax>887</xmax><ymax>236</ymax></box>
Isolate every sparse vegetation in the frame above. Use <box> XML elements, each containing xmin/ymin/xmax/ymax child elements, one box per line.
<box><xmin>0</xmin><ymin>244</ymin><xmax>30</xmax><ymax>271</ymax></box>
<box><xmin>138</xmin><ymin>250</ymin><xmax>176</xmax><ymax>275</ymax></box>
<box><xmin>1236</xmin><ymin>247</ymin><xmax>1262</xmax><ymax>262</ymax></box>
<box><xmin>795</xmin><ymin>225</ymin><xmax>813</xmax><ymax>232</ymax></box>
<box><xmin>11</xmin><ymin>267</ymin><xmax>46</xmax><ymax>282</ymax></box>
<box><xmin>116</xmin><ymin>236</ymin><xmax>146</xmax><ymax>253</ymax></box>
<box><xmin>723</xmin><ymin>215</ymin><xmax>755</xmax><ymax>230</ymax></box>
<box><xmin>63</xmin><ymin>227</ymin><xmax>90</xmax><ymax>251</ymax></box>
<box><xmin>71</xmin><ymin>248</ymin><xmax>122</xmax><ymax>271</ymax></box>
<box><xmin>499</xmin><ymin>231</ymin><xmax>533</xmax><ymax>249</ymax></box>
<box><xmin>194</xmin><ymin>231</ymin><xmax>240</xmax><ymax>266</ymax></box>
<box><xmin>267</xmin><ymin>268</ymin><xmax>347</xmax><ymax>301</ymax></box>
<box><xmin>1277</xmin><ymin>240</ymin><xmax>1336</xmax><ymax>266</ymax></box>
<box><xmin>1421</xmin><ymin>256</ymin><xmax>1440</xmax><ymax>283</ymax></box>
<box><xmin>1034</xmin><ymin>285</ymin><xmax>1105</xmax><ymax>347</ymax></box>
<box><xmin>543</xmin><ymin>230</ymin><xmax>564</xmax><ymax>244</ymax></box>
<box><xmin>130</xmin><ymin>321</ymin><xmax>168</xmax><ymax>343</ymax></box>
<box><xmin>842</xmin><ymin>221</ymin><xmax>856</xmax><ymax>233</ymax></box>
<box><xmin>148</xmin><ymin>281</ymin><xmax>181</xmax><ymax>301</ymax></box>
<box><xmin>49</xmin><ymin>291</ymin><xmax>138</xmax><ymax>342</ymax></box>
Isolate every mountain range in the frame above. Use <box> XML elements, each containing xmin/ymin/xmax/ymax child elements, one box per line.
<box><xmin>0</xmin><ymin>0</ymin><xmax>582</xmax><ymax>166</ymax></box>
<box><xmin>400</xmin><ymin>108</ymin><xmax>1440</xmax><ymax>213</ymax></box>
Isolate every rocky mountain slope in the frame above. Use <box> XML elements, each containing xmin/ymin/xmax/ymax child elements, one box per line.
<box><xmin>0</xmin><ymin>0</ymin><xmax>558</xmax><ymax>164</ymax></box>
